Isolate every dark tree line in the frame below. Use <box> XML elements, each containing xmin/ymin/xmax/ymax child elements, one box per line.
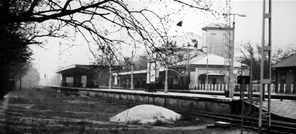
<box><xmin>0</xmin><ymin>23</ymin><xmax>33</xmax><ymax>98</ymax></box>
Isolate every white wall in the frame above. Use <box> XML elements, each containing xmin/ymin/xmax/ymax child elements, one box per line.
<box><xmin>202</xmin><ymin>29</ymin><xmax>233</xmax><ymax>58</ymax></box>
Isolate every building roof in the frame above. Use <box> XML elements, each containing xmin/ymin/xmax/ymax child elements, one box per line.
<box><xmin>57</xmin><ymin>64</ymin><xmax>95</xmax><ymax>74</ymax></box>
<box><xmin>114</xmin><ymin>68</ymin><xmax>165</xmax><ymax>76</ymax></box>
<box><xmin>115</xmin><ymin>53</ymin><xmax>248</xmax><ymax>76</ymax></box>
<box><xmin>178</xmin><ymin>53</ymin><xmax>247</xmax><ymax>68</ymax></box>
<box><xmin>202</xmin><ymin>23</ymin><xmax>233</xmax><ymax>31</ymax></box>
<box><xmin>273</xmin><ymin>54</ymin><xmax>296</xmax><ymax>68</ymax></box>
<box><xmin>57</xmin><ymin>64</ymin><xmax>121</xmax><ymax>74</ymax></box>
<box><xmin>199</xmin><ymin>72</ymin><xmax>224</xmax><ymax>76</ymax></box>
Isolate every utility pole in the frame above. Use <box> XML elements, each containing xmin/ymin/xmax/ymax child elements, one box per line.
<box><xmin>230</xmin><ymin>16</ymin><xmax>235</xmax><ymax>98</ymax></box>
<box><xmin>259</xmin><ymin>0</ymin><xmax>272</xmax><ymax>133</ymax></box>
<box><xmin>223</xmin><ymin>13</ymin><xmax>246</xmax><ymax>97</ymax></box>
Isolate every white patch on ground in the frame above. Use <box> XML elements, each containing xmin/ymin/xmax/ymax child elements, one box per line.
<box><xmin>110</xmin><ymin>104</ymin><xmax>181</xmax><ymax>125</ymax></box>
<box><xmin>65</xmin><ymin>100</ymin><xmax>95</xmax><ymax>104</ymax></box>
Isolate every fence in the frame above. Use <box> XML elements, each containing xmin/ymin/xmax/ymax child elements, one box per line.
<box><xmin>189</xmin><ymin>83</ymin><xmax>296</xmax><ymax>94</ymax></box>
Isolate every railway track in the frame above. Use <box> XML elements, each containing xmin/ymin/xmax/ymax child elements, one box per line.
<box><xmin>182</xmin><ymin>109</ymin><xmax>296</xmax><ymax>134</ymax></box>
<box><xmin>104</xmin><ymin>97</ymin><xmax>296</xmax><ymax>134</ymax></box>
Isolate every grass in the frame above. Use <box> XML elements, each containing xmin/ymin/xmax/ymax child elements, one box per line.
<box><xmin>1</xmin><ymin>87</ymin><xmax>257</xmax><ymax>134</ymax></box>
<box><xmin>1</xmin><ymin>87</ymin><xmax>131</xmax><ymax>133</ymax></box>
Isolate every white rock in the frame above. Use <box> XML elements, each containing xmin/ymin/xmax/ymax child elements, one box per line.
<box><xmin>110</xmin><ymin>104</ymin><xmax>181</xmax><ymax>125</ymax></box>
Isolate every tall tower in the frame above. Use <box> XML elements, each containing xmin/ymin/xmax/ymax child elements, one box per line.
<box><xmin>202</xmin><ymin>23</ymin><xmax>233</xmax><ymax>58</ymax></box>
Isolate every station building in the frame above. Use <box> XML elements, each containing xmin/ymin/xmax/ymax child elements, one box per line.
<box><xmin>112</xmin><ymin>50</ymin><xmax>249</xmax><ymax>90</ymax></box>
<box><xmin>57</xmin><ymin>23</ymin><xmax>248</xmax><ymax>90</ymax></box>
<box><xmin>272</xmin><ymin>54</ymin><xmax>296</xmax><ymax>93</ymax></box>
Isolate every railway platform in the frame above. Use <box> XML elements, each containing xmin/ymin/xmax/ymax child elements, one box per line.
<box><xmin>51</xmin><ymin>86</ymin><xmax>296</xmax><ymax>121</ymax></box>
<box><xmin>51</xmin><ymin>86</ymin><xmax>242</xmax><ymax>116</ymax></box>
<box><xmin>172</xmin><ymin>89</ymin><xmax>296</xmax><ymax>120</ymax></box>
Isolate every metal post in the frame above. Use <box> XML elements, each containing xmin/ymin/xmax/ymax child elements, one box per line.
<box><xmin>229</xmin><ymin>15</ymin><xmax>236</xmax><ymax>98</ymax></box>
<box><xmin>165</xmin><ymin>66</ymin><xmax>168</xmax><ymax>93</ymax></box>
<box><xmin>109</xmin><ymin>65</ymin><xmax>112</xmax><ymax>89</ymax></box>
<box><xmin>267</xmin><ymin>0</ymin><xmax>272</xmax><ymax>132</ymax></box>
<box><xmin>241</xmin><ymin>81</ymin><xmax>244</xmax><ymax>134</ymax></box>
<box><xmin>259</xmin><ymin>0</ymin><xmax>272</xmax><ymax>133</ymax></box>
<box><xmin>59</xmin><ymin>42</ymin><xmax>61</xmax><ymax>87</ymax></box>
<box><xmin>131</xmin><ymin>51</ymin><xmax>134</xmax><ymax>90</ymax></box>
<box><xmin>223</xmin><ymin>13</ymin><xmax>246</xmax><ymax>98</ymax></box>
<box><xmin>240</xmin><ymin>63</ymin><xmax>244</xmax><ymax>134</ymax></box>
<box><xmin>186</xmin><ymin>44</ymin><xmax>190</xmax><ymax>90</ymax></box>
<box><xmin>259</xmin><ymin>0</ymin><xmax>265</xmax><ymax>129</ymax></box>
<box><xmin>206</xmin><ymin>53</ymin><xmax>209</xmax><ymax>90</ymax></box>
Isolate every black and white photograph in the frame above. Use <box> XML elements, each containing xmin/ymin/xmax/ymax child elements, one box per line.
<box><xmin>0</xmin><ymin>0</ymin><xmax>295</xmax><ymax>133</ymax></box>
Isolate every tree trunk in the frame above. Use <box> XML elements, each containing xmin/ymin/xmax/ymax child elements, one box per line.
<box><xmin>0</xmin><ymin>70</ymin><xmax>10</xmax><ymax>99</ymax></box>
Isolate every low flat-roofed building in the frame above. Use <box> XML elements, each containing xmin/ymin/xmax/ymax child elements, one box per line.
<box><xmin>57</xmin><ymin>64</ymin><xmax>121</xmax><ymax>88</ymax></box>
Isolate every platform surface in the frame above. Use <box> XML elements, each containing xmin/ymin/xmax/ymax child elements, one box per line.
<box><xmin>183</xmin><ymin>89</ymin><xmax>296</xmax><ymax>120</ymax></box>
<box><xmin>56</xmin><ymin>86</ymin><xmax>296</xmax><ymax>120</ymax></box>
<box><xmin>63</xmin><ymin>87</ymin><xmax>237</xmax><ymax>102</ymax></box>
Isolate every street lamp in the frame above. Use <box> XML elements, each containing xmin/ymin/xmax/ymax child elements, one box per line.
<box><xmin>223</xmin><ymin>13</ymin><xmax>246</xmax><ymax>98</ymax></box>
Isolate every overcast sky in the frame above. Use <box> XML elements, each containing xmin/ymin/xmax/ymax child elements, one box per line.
<box><xmin>30</xmin><ymin>0</ymin><xmax>296</xmax><ymax>85</ymax></box>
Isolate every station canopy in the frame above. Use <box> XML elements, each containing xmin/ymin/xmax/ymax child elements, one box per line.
<box><xmin>57</xmin><ymin>64</ymin><xmax>122</xmax><ymax>75</ymax></box>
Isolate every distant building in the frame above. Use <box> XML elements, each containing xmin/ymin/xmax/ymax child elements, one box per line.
<box><xmin>202</xmin><ymin>23</ymin><xmax>233</xmax><ymax>58</ymax></box>
<box><xmin>58</xmin><ymin>24</ymin><xmax>246</xmax><ymax>91</ymax></box>
<box><xmin>57</xmin><ymin>64</ymin><xmax>121</xmax><ymax>88</ymax></box>
<box><xmin>113</xmin><ymin>50</ymin><xmax>248</xmax><ymax>90</ymax></box>
<box><xmin>272</xmin><ymin>54</ymin><xmax>296</xmax><ymax>93</ymax></box>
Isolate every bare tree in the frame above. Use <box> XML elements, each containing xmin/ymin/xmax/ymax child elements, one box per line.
<box><xmin>238</xmin><ymin>42</ymin><xmax>296</xmax><ymax>80</ymax></box>
<box><xmin>272</xmin><ymin>46</ymin><xmax>296</xmax><ymax>64</ymax></box>
<box><xmin>238</xmin><ymin>42</ymin><xmax>261</xmax><ymax>80</ymax></box>
<box><xmin>1</xmin><ymin>0</ymin><xmax>218</xmax><ymax>61</ymax></box>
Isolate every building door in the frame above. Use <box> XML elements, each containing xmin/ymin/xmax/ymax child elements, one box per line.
<box><xmin>280</xmin><ymin>73</ymin><xmax>286</xmax><ymax>93</ymax></box>
<box><xmin>81</xmin><ymin>75</ymin><xmax>87</xmax><ymax>87</ymax></box>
